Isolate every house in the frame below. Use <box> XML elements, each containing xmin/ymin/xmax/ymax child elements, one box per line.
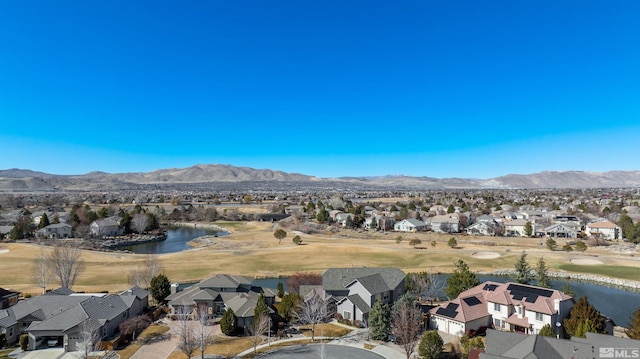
<box><xmin>0</xmin><ymin>288</ymin><xmax>19</xmax><ymax>309</ymax></box>
<box><xmin>322</xmin><ymin>268</ymin><xmax>405</xmax><ymax>322</ymax></box>
<box><xmin>428</xmin><ymin>215</ymin><xmax>461</xmax><ymax>233</ymax></box>
<box><xmin>394</xmin><ymin>219</ymin><xmax>428</xmax><ymax>232</ymax></box>
<box><xmin>585</xmin><ymin>220</ymin><xmax>621</xmax><ymax>240</ymax></box>
<box><xmin>480</xmin><ymin>330</ymin><xmax>640</xmax><ymax>359</ymax></box>
<box><xmin>544</xmin><ymin>223</ymin><xmax>580</xmax><ymax>239</ymax></box>
<box><xmin>430</xmin><ymin>281</ymin><xmax>573</xmax><ymax>336</ymax></box>
<box><xmin>0</xmin><ymin>286</ymin><xmax>148</xmax><ymax>352</ymax></box>
<box><xmin>166</xmin><ymin>274</ymin><xmax>275</xmax><ymax>330</ymax></box>
<box><xmin>90</xmin><ymin>218</ymin><xmax>124</xmax><ymax>237</ymax></box>
<box><xmin>504</xmin><ymin>219</ymin><xmax>530</xmax><ymax>237</ymax></box>
<box><xmin>36</xmin><ymin>223</ymin><xmax>73</xmax><ymax>239</ymax></box>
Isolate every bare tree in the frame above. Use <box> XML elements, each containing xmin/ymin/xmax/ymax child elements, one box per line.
<box><xmin>176</xmin><ymin>302</ymin><xmax>198</xmax><ymax>359</ymax></box>
<box><xmin>194</xmin><ymin>305</ymin><xmax>214</xmax><ymax>359</ymax></box>
<box><xmin>30</xmin><ymin>248</ymin><xmax>51</xmax><ymax>294</ymax></box>
<box><xmin>50</xmin><ymin>245</ymin><xmax>85</xmax><ymax>289</ymax></box>
<box><xmin>76</xmin><ymin>318</ymin><xmax>102</xmax><ymax>359</ymax></box>
<box><xmin>391</xmin><ymin>300</ymin><xmax>423</xmax><ymax>359</ymax></box>
<box><xmin>295</xmin><ymin>288</ymin><xmax>330</xmax><ymax>341</ymax></box>
<box><xmin>128</xmin><ymin>254</ymin><xmax>163</xmax><ymax>288</ymax></box>
<box><xmin>250</xmin><ymin>313</ymin><xmax>270</xmax><ymax>354</ymax></box>
<box><xmin>131</xmin><ymin>213</ymin><xmax>149</xmax><ymax>235</ymax></box>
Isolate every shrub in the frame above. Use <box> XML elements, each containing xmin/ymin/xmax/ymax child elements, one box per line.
<box><xmin>20</xmin><ymin>334</ymin><xmax>28</xmax><ymax>351</ymax></box>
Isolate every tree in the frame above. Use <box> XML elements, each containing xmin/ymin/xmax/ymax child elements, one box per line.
<box><xmin>445</xmin><ymin>260</ymin><xmax>480</xmax><ymax>299</ymax></box>
<box><xmin>220</xmin><ymin>308</ymin><xmax>238</xmax><ymax>336</ymax></box>
<box><xmin>119</xmin><ymin>315</ymin><xmax>152</xmax><ymax>341</ymax></box>
<box><xmin>524</xmin><ymin>221</ymin><xmax>533</xmax><ymax>237</ymax></box>
<box><xmin>131</xmin><ymin>212</ymin><xmax>149</xmax><ymax>234</ymax></box>
<box><xmin>563</xmin><ymin>296</ymin><xmax>606</xmax><ymax>337</ymax></box>
<box><xmin>150</xmin><ymin>273</ymin><xmax>171</xmax><ymax>304</ymax></box>
<box><xmin>447</xmin><ymin>237</ymin><xmax>457</xmax><ymax>248</ymax></box>
<box><xmin>513</xmin><ymin>252</ymin><xmax>534</xmax><ymax>285</ymax></box>
<box><xmin>30</xmin><ymin>248</ymin><xmax>51</xmax><ymax>294</ymax></box>
<box><xmin>409</xmin><ymin>238</ymin><xmax>422</xmax><ymax>248</ymax></box>
<box><xmin>575</xmin><ymin>241</ymin><xmax>587</xmax><ymax>251</ymax></box>
<box><xmin>536</xmin><ymin>257</ymin><xmax>551</xmax><ymax>288</ymax></box>
<box><xmin>277</xmin><ymin>293</ymin><xmax>299</xmax><ymax>323</ymax></box>
<box><xmin>38</xmin><ymin>213</ymin><xmax>50</xmax><ymax>229</ymax></box>
<box><xmin>50</xmin><ymin>245</ymin><xmax>85</xmax><ymax>289</ymax></box>
<box><xmin>418</xmin><ymin>330</ymin><xmax>443</xmax><ymax>359</ymax></box>
<box><xmin>369</xmin><ymin>299</ymin><xmax>391</xmax><ymax>341</ymax></box>
<box><xmin>274</xmin><ymin>228</ymin><xmax>287</xmax><ymax>245</ymax></box>
<box><xmin>292</xmin><ymin>235</ymin><xmax>302</xmax><ymax>245</ymax></box>
<box><xmin>176</xmin><ymin>302</ymin><xmax>198</xmax><ymax>359</ymax></box>
<box><xmin>276</xmin><ymin>282</ymin><xmax>285</xmax><ymax>298</ymax></box>
<box><xmin>391</xmin><ymin>297</ymin><xmax>423</xmax><ymax>359</ymax></box>
<box><xmin>251</xmin><ymin>313</ymin><xmax>270</xmax><ymax>353</ymax></box>
<box><xmin>539</xmin><ymin>323</ymin><xmax>555</xmax><ymax>337</ymax></box>
<box><xmin>295</xmin><ymin>288</ymin><xmax>330</xmax><ymax>341</ymax></box>
<box><xmin>546</xmin><ymin>238</ymin><xmax>557</xmax><ymax>251</ymax></box>
<box><xmin>625</xmin><ymin>306</ymin><xmax>640</xmax><ymax>339</ymax></box>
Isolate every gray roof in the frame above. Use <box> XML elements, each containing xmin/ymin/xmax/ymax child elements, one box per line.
<box><xmin>198</xmin><ymin>274</ymin><xmax>253</xmax><ymax>290</ymax></box>
<box><xmin>346</xmin><ymin>294</ymin><xmax>371</xmax><ymax>314</ymax></box>
<box><xmin>323</xmin><ymin>268</ymin><xmax>405</xmax><ymax>293</ymax></box>
<box><xmin>480</xmin><ymin>329</ymin><xmax>594</xmax><ymax>359</ymax></box>
<box><xmin>346</xmin><ymin>274</ymin><xmax>389</xmax><ymax>295</ymax></box>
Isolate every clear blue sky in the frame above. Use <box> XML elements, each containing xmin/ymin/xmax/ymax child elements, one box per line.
<box><xmin>1</xmin><ymin>1</ymin><xmax>638</xmax><ymax>178</ymax></box>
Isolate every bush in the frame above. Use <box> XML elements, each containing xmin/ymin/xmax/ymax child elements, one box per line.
<box><xmin>20</xmin><ymin>334</ymin><xmax>28</xmax><ymax>351</ymax></box>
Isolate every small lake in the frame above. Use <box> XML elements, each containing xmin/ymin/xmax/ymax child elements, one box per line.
<box><xmin>254</xmin><ymin>275</ymin><xmax>640</xmax><ymax>327</ymax></box>
<box><xmin>122</xmin><ymin>227</ymin><xmax>227</xmax><ymax>254</ymax></box>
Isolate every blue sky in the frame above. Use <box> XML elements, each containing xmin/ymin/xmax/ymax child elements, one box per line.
<box><xmin>1</xmin><ymin>1</ymin><xmax>638</xmax><ymax>179</ymax></box>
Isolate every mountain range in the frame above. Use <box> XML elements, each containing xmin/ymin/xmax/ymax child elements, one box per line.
<box><xmin>0</xmin><ymin>164</ymin><xmax>639</xmax><ymax>191</ymax></box>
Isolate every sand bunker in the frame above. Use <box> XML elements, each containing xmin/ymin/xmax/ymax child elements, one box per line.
<box><xmin>0</xmin><ymin>249</ymin><xmax>9</xmax><ymax>254</ymax></box>
<box><xmin>471</xmin><ymin>251</ymin><xmax>501</xmax><ymax>259</ymax></box>
<box><xmin>570</xmin><ymin>258</ymin><xmax>603</xmax><ymax>265</ymax></box>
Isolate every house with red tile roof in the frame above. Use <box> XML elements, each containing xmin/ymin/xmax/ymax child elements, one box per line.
<box><xmin>430</xmin><ymin>281</ymin><xmax>574</xmax><ymax>336</ymax></box>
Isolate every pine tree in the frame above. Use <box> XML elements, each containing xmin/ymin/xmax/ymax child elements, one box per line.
<box><xmin>539</xmin><ymin>324</ymin><xmax>555</xmax><ymax>337</ymax></box>
<box><xmin>445</xmin><ymin>260</ymin><xmax>480</xmax><ymax>299</ymax></box>
<box><xmin>536</xmin><ymin>257</ymin><xmax>551</xmax><ymax>288</ymax></box>
<box><xmin>563</xmin><ymin>296</ymin><xmax>606</xmax><ymax>337</ymax></box>
<box><xmin>513</xmin><ymin>252</ymin><xmax>534</xmax><ymax>285</ymax></box>
<box><xmin>369</xmin><ymin>299</ymin><xmax>391</xmax><ymax>340</ymax></box>
<box><xmin>220</xmin><ymin>308</ymin><xmax>237</xmax><ymax>335</ymax></box>
<box><xmin>625</xmin><ymin>306</ymin><xmax>640</xmax><ymax>339</ymax></box>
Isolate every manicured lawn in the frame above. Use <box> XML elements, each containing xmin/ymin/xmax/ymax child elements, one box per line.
<box><xmin>117</xmin><ymin>324</ymin><xmax>170</xmax><ymax>359</ymax></box>
<box><xmin>557</xmin><ymin>264</ymin><xmax>640</xmax><ymax>280</ymax></box>
<box><xmin>300</xmin><ymin>323</ymin><xmax>352</xmax><ymax>338</ymax></box>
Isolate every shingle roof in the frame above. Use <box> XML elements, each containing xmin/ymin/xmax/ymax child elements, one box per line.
<box><xmin>322</xmin><ymin>268</ymin><xmax>405</xmax><ymax>293</ymax></box>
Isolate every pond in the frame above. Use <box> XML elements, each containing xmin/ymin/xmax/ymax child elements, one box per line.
<box><xmin>122</xmin><ymin>226</ymin><xmax>227</xmax><ymax>254</ymax></box>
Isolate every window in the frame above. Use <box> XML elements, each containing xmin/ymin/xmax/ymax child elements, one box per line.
<box><xmin>535</xmin><ymin>312</ymin><xmax>544</xmax><ymax>321</ymax></box>
<box><xmin>493</xmin><ymin>303</ymin><xmax>501</xmax><ymax>311</ymax></box>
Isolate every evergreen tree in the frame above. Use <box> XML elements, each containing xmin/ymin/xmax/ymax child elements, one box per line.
<box><xmin>513</xmin><ymin>252</ymin><xmax>534</xmax><ymax>285</ymax></box>
<box><xmin>220</xmin><ymin>308</ymin><xmax>238</xmax><ymax>335</ymax></box>
<box><xmin>254</xmin><ymin>292</ymin><xmax>270</xmax><ymax>321</ymax></box>
<box><xmin>150</xmin><ymin>274</ymin><xmax>171</xmax><ymax>304</ymax></box>
<box><xmin>536</xmin><ymin>257</ymin><xmax>551</xmax><ymax>288</ymax></box>
<box><xmin>539</xmin><ymin>324</ymin><xmax>555</xmax><ymax>337</ymax></box>
<box><xmin>368</xmin><ymin>299</ymin><xmax>391</xmax><ymax>340</ymax></box>
<box><xmin>418</xmin><ymin>330</ymin><xmax>444</xmax><ymax>359</ymax></box>
<box><xmin>445</xmin><ymin>260</ymin><xmax>480</xmax><ymax>299</ymax></box>
<box><xmin>38</xmin><ymin>213</ymin><xmax>50</xmax><ymax>229</ymax></box>
<box><xmin>625</xmin><ymin>306</ymin><xmax>640</xmax><ymax>339</ymax></box>
<box><xmin>563</xmin><ymin>296</ymin><xmax>606</xmax><ymax>337</ymax></box>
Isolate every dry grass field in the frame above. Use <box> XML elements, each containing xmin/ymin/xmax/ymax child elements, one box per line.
<box><xmin>1</xmin><ymin>219</ymin><xmax>640</xmax><ymax>294</ymax></box>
